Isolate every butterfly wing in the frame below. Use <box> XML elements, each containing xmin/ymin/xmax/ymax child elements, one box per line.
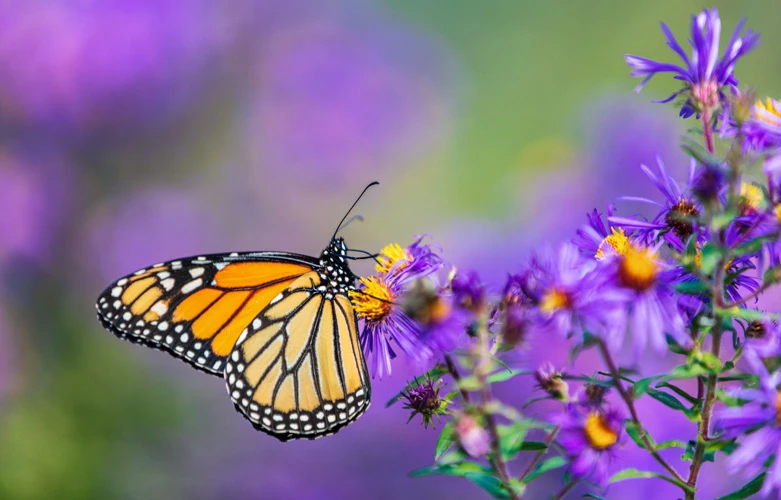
<box><xmin>225</xmin><ymin>271</ymin><xmax>371</xmax><ymax>441</ymax></box>
<box><xmin>96</xmin><ymin>252</ymin><xmax>319</xmax><ymax>376</ymax></box>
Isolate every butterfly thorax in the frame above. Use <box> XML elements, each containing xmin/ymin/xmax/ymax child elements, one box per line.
<box><xmin>317</xmin><ymin>237</ymin><xmax>355</xmax><ymax>297</ymax></box>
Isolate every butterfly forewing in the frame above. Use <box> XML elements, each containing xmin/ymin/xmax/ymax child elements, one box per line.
<box><xmin>95</xmin><ymin>252</ymin><xmax>318</xmax><ymax>375</ymax></box>
<box><xmin>225</xmin><ymin>252</ymin><xmax>371</xmax><ymax>441</ymax></box>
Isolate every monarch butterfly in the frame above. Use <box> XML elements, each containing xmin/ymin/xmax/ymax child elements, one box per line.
<box><xmin>95</xmin><ymin>183</ymin><xmax>379</xmax><ymax>441</ymax></box>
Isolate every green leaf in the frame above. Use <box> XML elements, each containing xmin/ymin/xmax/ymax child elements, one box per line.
<box><xmin>718</xmin><ymin>308</ymin><xmax>765</xmax><ymax>322</ymax></box>
<box><xmin>411</xmin><ymin>461</ymin><xmax>510</xmax><ymax>499</ymax></box>
<box><xmin>675</xmin><ymin>279</ymin><xmax>709</xmax><ymax>295</ymax></box>
<box><xmin>624</xmin><ymin>421</ymin><xmax>653</xmax><ymax>450</ymax></box>
<box><xmin>733</xmin><ymin>234</ymin><xmax>777</xmax><ymax>258</ymax></box>
<box><xmin>457</xmin><ymin>375</ymin><xmax>482</xmax><ymax>391</ymax></box>
<box><xmin>497</xmin><ymin>421</ymin><xmax>530</xmax><ymax>460</ymax></box>
<box><xmin>633</xmin><ymin>376</ymin><xmax>663</xmax><ymax>398</ymax></box>
<box><xmin>488</xmin><ymin>368</ymin><xmax>532</xmax><ymax>384</ymax></box>
<box><xmin>698</xmin><ymin>351</ymin><xmax>723</xmax><ymax>373</ymax></box>
<box><xmin>434</xmin><ymin>421</ymin><xmax>457</xmax><ymax>460</ymax></box>
<box><xmin>656</xmin><ymin>439</ymin><xmax>687</xmax><ymax>450</ymax></box>
<box><xmin>517</xmin><ymin>441</ymin><xmax>547</xmax><ymax>451</ymax></box>
<box><xmin>666</xmin><ymin>363</ymin><xmax>710</xmax><ymax>380</ymax></box>
<box><xmin>656</xmin><ymin>381</ymin><xmax>699</xmax><ymax>404</ymax></box>
<box><xmin>646</xmin><ymin>388</ymin><xmax>687</xmax><ymax>412</ymax></box>
<box><xmin>521</xmin><ymin>456</ymin><xmax>567</xmax><ymax>484</ymax></box>
<box><xmin>386</xmin><ymin>365</ymin><xmax>448</xmax><ymax>407</ymax></box>
<box><xmin>463</xmin><ymin>473</ymin><xmax>511</xmax><ymax>499</ymax></box>
<box><xmin>583</xmin><ymin>495</ymin><xmax>607</xmax><ymax>500</ymax></box>
<box><xmin>699</xmin><ymin>242</ymin><xmax>722</xmax><ymax>274</ymax></box>
<box><xmin>713</xmin><ymin>473</ymin><xmax>766</xmax><ymax>500</ymax></box>
<box><xmin>609</xmin><ymin>468</ymin><xmax>695</xmax><ymax>492</ymax></box>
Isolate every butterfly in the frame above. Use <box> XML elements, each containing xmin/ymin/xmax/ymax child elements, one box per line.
<box><xmin>95</xmin><ymin>183</ymin><xmax>379</xmax><ymax>441</ymax></box>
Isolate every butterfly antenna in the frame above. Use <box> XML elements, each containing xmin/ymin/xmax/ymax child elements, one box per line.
<box><xmin>346</xmin><ymin>248</ymin><xmax>382</xmax><ymax>266</ymax></box>
<box><xmin>332</xmin><ymin>181</ymin><xmax>379</xmax><ymax>241</ymax></box>
<box><xmin>339</xmin><ymin>214</ymin><xmax>365</xmax><ymax>231</ymax></box>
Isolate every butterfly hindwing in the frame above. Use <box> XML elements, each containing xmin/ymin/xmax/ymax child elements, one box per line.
<box><xmin>225</xmin><ymin>252</ymin><xmax>371</xmax><ymax>440</ymax></box>
<box><xmin>95</xmin><ymin>252</ymin><xmax>318</xmax><ymax>376</ymax></box>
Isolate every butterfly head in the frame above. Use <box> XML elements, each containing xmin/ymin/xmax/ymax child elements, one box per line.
<box><xmin>319</xmin><ymin>237</ymin><xmax>354</xmax><ymax>291</ymax></box>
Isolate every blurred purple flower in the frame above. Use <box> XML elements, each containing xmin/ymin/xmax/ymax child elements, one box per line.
<box><xmin>743</xmin><ymin>318</ymin><xmax>781</xmax><ymax>358</ymax></box>
<box><xmin>520</xmin><ymin>244</ymin><xmax>618</xmax><ymax>339</ymax></box>
<box><xmin>552</xmin><ymin>405</ymin><xmax>624</xmax><ymax>487</ymax></box>
<box><xmin>85</xmin><ymin>188</ymin><xmax>225</xmax><ymax>282</ymax></box>
<box><xmin>249</xmin><ymin>19</ymin><xmax>454</xmax><ymax>180</ymax></box>
<box><xmin>626</xmin><ymin>8</ymin><xmax>758</xmax><ymax>117</ymax></box>
<box><xmin>716</xmin><ymin>360</ymin><xmax>781</xmax><ymax>497</ymax></box>
<box><xmin>0</xmin><ymin>148</ymin><xmax>72</xmax><ymax>268</ymax></box>
<box><xmin>599</xmin><ymin>243</ymin><xmax>690</xmax><ymax>356</ymax></box>
<box><xmin>0</xmin><ymin>0</ymin><xmax>235</xmax><ymax>131</ymax></box>
<box><xmin>744</xmin><ymin>97</ymin><xmax>781</xmax><ymax>151</ymax></box>
<box><xmin>451</xmin><ymin>269</ymin><xmax>485</xmax><ymax>313</ymax></box>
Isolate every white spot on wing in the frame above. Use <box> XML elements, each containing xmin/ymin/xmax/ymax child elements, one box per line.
<box><xmin>182</xmin><ymin>278</ymin><xmax>202</xmax><ymax>294</ymax></box>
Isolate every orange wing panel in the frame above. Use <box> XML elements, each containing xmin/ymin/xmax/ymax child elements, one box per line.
<box><xmin>192</xmin><ymin>291</ymin><xmax>252</xmax><ymax>340</ymax></box>
<box><xmin>214</xmin><ymin>262</ymin><xmax>311</xmax><ymax>288</ymax></box>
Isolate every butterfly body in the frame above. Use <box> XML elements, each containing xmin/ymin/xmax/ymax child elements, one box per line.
<box><xmin>96</xmin><ymin>237</ymin><xmax>371</xmax><ymax>441</ymax></box>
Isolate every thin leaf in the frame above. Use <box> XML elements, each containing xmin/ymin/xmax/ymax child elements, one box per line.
<box><xmin>435</xmin><ymin>421</ymin><xmax>457</xmax><ymax>460</ymax></box>
<box><xmin>410</xmin><ymin>461</ymin><xmax>510</xmax><ymax>499</ymax></box>
<box><xmin>609</xmin><ymin>468</ymin><xmax>695</xmax><ymax>492</ymax></box>
<box><xmin>488</xmin><ymin>368</ymin><xmax>532</xmax><ymax>384</ymax></box>
<box><xmin>521</xmin><ymin>456</ymin><xmax>567</xmax><ymax>484</ymax></box>
<box><xmin>713</xmin><ymin>473</ymin><xmax>766</xmax><ymax>500</ymax></box>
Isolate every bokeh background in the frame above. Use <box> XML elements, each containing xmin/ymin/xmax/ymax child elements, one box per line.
<box><xmin>1</xmin><ymin>1</ymin><xmax>779</xmax><ymax>499</ymax></box>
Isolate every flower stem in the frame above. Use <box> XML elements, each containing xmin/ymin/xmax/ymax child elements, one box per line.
<box><xmin>473</xmin><ymin>313</ymin><xmax>517</xmax><ymax>499</ymax></box>
<box><xmin>597</xmin><ymin>339</ymin><xmax>686</xmax><ymax>485</ymax></box>
<box><xmin>444</xmin><ymin>354</ymin><xmax>471</xmax><ymax>404</ymax></box>
<box><xmin>518</xmin><ymin>426</ymin><xmax>559</xmax><ymax>483</ymax></box>
<box><xmin>553</xmin><ymin>480</ymin><xmax>577</xmax><ymax>500</ymax></box>
<box><xmin>703</xmin><ymin>109</ymin><xmax>715</xmax><ymax>154</ymax></box>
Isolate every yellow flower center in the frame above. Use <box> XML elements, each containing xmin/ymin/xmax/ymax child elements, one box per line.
<box><xmin>756</xmin><ymin>97</ymin><xmax>781</xmax><ymax>124</ymax></box>
<box><xmin>540</xmin><ymin>289</ymin><xmax>570</xmax><ymax>313</ymax></box>
<box><xmin>618</xmin><ymin>246</ymin><xmax>658</xmax><ymax>291</ymax></box>
<box><xmin>349</xmin><ymin>276</ymin><xmax>394</xmax><ymax>322</ymax></box>
<box><xmin>595</xmin><ymin>228</ymin><xmax>630</xmax><ymax>261</ymax></box>
<box><xmin>740</xmin><ymin>183</ymin><xmax>764</xmax><ymax>212</ymax></box>
<box><xmin>584</xmin><ymin>413</ymin><xmax>618</xmax><ymax>450</ymax></box>
<box><xmin>774</xmin><ymin>204</ymin><xmax>781</xmax><ymax>226</ymax></box>
<box><xmin>376</xmin><ymin>243</ymin><xmax>411</xmax><ymax>274</ymax></box>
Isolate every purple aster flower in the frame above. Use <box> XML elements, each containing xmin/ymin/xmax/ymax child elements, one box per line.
<box><xmin>573</xmin><ymin>206</ymin><xmax>634</xmax><ymax>261</ymax></box>
<box><xmin>519</xmin><ymin>243</ymin><xmax>620</xmax><ymax>339</ymax></box>
<box><xmin>0</xmin><ymin>0</ymin><xmax>235</xmax><ymax>132</ymax></box>
<box><xmin>598</xmin><ymin>242</ymin><xmax>691</xmax><ymax>356</ymax></box>
<box><xmin>716</xmin><ymin>361</ymin><xmax>781</xmax><ymax>497</ymax></box>
<box><xmin>744</xmin><ymin>97</ymin><xmax>781</xmax><ymax>151</ymax></box>
<box><xmin>609</xmin><ymin>156</ymin><xmax>701</xmax><ymax>247</ymax></box>
<box><xmin>552</xmin><ymin>405</ymin><xmax>625</xmax><ymax>487</ymax></box>
<box><xmin>625</xmin><ymin>8</ymin><xmax>758</xmax><ymax>117</ymax></box>
<box><xmin>350</xmin><ymin>237</ymin><xmax>456</xmax><ymax>379</ymax></box>
<box><xmin>451</xmin><ymin>269</ymin><xmax>485</xmax><ymax>313</ymax></box>
<box><xmin>376</xmin><ymin>236</ymin><xmax>444</xmax><ymax>282</ymax></box>
<box><xmin>742</xmin><ymin>318</ymin><xmax>781</xmax><ymax>358</ymax></box>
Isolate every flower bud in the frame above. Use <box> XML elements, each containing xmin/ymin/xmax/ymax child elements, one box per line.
<box><xmin>454</xmin><ymin>414</ymin><xmax>491</xmax><ymax>458</ymax></box>
<box><xmin>534</xmin><ymin>362</ymin><xmax>568</xmax><ymax>401</ymax></box>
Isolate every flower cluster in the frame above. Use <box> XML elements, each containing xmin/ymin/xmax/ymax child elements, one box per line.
<box><xmin>376</xmin><ymin>8</ymin><xmax>781</xmax><ymax>500</ymax></box>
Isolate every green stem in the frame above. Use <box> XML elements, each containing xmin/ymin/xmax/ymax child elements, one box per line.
<box><xmin>517</xmin><ymin>426</ymin><xmax>559</xmax><ymax>484</ymax></box>
<box><xmin>597</xmin><ymin>340</ymin><xmax>686</xmax><ymax>485</ymax></box>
